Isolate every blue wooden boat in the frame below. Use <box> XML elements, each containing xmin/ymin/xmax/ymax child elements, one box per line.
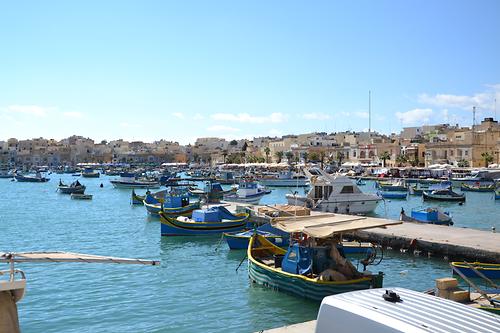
<box><xmin>188</xmin><ymin>181</ymin><xmax>236</xmax><ymax>203</ymax></box>
<box><xmin>81</xmin><ymin>168</ymin><xmax>100</xmax><ymax>178</ymax></box>
<box><xmin>144</xmin><ymin>191</ymin><xmax>200</xmax><ymax>216</ymax></box>
<box><xmin>224</xmin><ymin>223</ymin><xmax>290</xmax><ymax>250</ymax></box>
<box><xmin>400</xmin><ymin>207</ymin><xmax>453</xmax><ymax>226</ymax></box>
<box><xmin>377</xmin><ymin>190</ymin><xmax>407</xmax><ymax>199</ymax></box>
<box><xmin>160</xmin><ymin>206</ymin><xmax>249</xmax><ymax>236</ymax></box>
<box><xmin>131</xmin><ymin>189</ymin><xmax>147</xmax><ymax>205</ymax></box>
<box><xmin>248</xmin><ymin>234</ymin><xmax>383</xmax><ymax>301</ymax></box>
<box><xmin>451</xmin><ymin>262</ymin><xmax>500</xmax><ymax>280</ymax></box>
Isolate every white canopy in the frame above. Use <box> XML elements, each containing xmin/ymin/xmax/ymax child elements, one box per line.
<box><xmin>271</xmin><ymin>213</ymin><xmax>401</xmax><ymax>238</ymax></box>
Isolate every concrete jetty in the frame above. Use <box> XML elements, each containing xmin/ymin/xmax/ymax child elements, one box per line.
<box><xmin>243</xmin><ymin>204</ymin><xmax>500</xmax><ymax>263</ymax></box>
<box><xmin>351</xmin><ymin>221</ymin><xmax>500</xmax><ymax>263</ymax></box>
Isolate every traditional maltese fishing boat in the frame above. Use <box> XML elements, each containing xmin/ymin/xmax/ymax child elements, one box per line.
<box><xmin>400</xmin><ymin>207</ymin><xmax>453</xmax><ymax>226</ymax></box>
<box><xmin>58</xmin><ymin>179</ymin><xmax>86</xmax><ymax>194</ymax></box>
<box><xmin>247</xmin><ymin>214</ymin><xmax>401</xmax><ymax>301</ymax></box>
<box><xmin>159</xmin><ymin>206</ymin><xmax>249</xmax><ymax>236</ymax></box>
<box><xmin>143</xmin><ymin>191</ymin><xmax>200</xmax><ymax>216</ymax></box>
<box><xmin>423</xmin><ymin>188</ymin><xmax>465</xmax><ymax>202</ymax></box>
<box><xmin>460</xmin><ymin>183</ymin><xmax>495</xmax><ymax>192</ymax></box>
<box><xmin>451</xmin><ymin>261</ymin><xmax>500</xmax><ymax>280</ymax></box>
<box><xmin>14</xmin><ymin>172</ymin><xmax>49</xmax><ymax>183</ymax></box>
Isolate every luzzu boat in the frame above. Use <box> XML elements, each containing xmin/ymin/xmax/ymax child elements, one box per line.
<box><xmin>460</xmin><ymin>183</ymin><xmax>495</xmax><ymax>192</ymax></box>
<box><xmin>376</xmin><ymin>180</ymin><xmax>407</xmax><ymax>192</ymax></box>
<box><xmin>423</xmin><ymin>188</ymin><xmax>465</xmax><ymax>202</ymax></box>
<box><xmin>159</xmin><ymin>206</ymin><xmax>249</xmax><ymax>236</ymax></box>
<box><xmin>143</xmin><ymin>191</ymin><xmax>200</xmax><ymax>216</ymax></box>
<box><xmin>14</xmin><ymin>172</ymin><xmax>49</xmax><ymax>183</ymax></box>
<box><xmin>58</xmin><ymin>179</ymin><xmax>86</xmax><ymax>194</ymax></box>
<box><xmin>377</xmin><ymin>190</ymin><xmax>407</xmax><ymax>199</ymax></box>
<box><xmin>223</xmin><ymin>180</ymin><xmax>271</xmax><ymax>204</ymax></box>
<box><xmin>224</xmin><ymin>223</ymin><xmax>290</xmax><ymax>250</ymax></box>
<box><xmin>81</xmin><ymin>168</ymin><xmax>100</xmax><ymax>178</ymax></box>
<box><xmin>131</xmin><ymin>189</ymin><xmax>148</xmax><ymax>205</ymax></box>
<box><xmin>188</xmin><ymin>181</ymin><xmax>236</xmax><ymax>203</ymax></box>
<box><xmin>247</xmin><ymin>214</ymin><xmax>400</xmax><ymax>301</ymax></box>
<box><xmin>110</xmin><ymin>172</ymin><xmax>160</xmax><ymax>189</ymax></box>
<box><xmin>400</xmin><ymin>207</ymin><xmax>453</xmax><ymax>225</ymax></box>
<box><xmin>451</xmin><ymin>262</ymin><xmax>500</xmax><ymax>280</ymax></box>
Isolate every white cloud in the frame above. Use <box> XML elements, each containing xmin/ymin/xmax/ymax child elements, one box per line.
<box><xmin>4</xmin><ymin>105</ymin><xmax>54</xmax><ymax>117</ymax></box>
<box><xmin>207</xmin><ymin>125</ymin><xmax>240</xmax><ymax>132</ymax></box>
<box><xmin>62</xmin><ymin>111</ymin><xmax>83</xmax><ymax>119</ymax></box>
<box><xmin>395</xmin><ymin>108</ymin><xmax>433</xmax><ymax>125</ymax></box>
<box><xmin>211</xmin><ymin>112</ymin><xmax>287</xmax><ymax>124</ymax></box>
<box><xmin>418</xmin><ymin>84</ymin><xmax>500</xmax><ymax>111</ymax></box>
<box><xmin>172</xmin><ymin>112</ymin><xmax>185</xmax><ymax>119</ymax></box>
<box><xmin>192</xmin><ymin>113</ymin><xmax>204</xmax><ymax>120</ymax></box>
<box><xmin>120</xmin><ymin>122</ymin><xmax>142</xmax><ymax>128</ymax></box>
<box><xmin>302</xmin><ymin>112</ymin><xmax>331</xmax><ymax>120</ymax></box>
<box><xmin>354</xmin><ymin>111</ymin><xmax>369</xmax><ymax>119</ymax></box>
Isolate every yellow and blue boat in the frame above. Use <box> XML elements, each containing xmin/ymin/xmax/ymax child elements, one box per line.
<box><xmin>144</xmin><ymin>192</ymin><xmax>200</xmax><ymax>217</ymax></box>
<box><xmin>451</xmin><ymin>262</ymin><xmax>500</xmax><ymax>280</ymax></box>
<box><xmin>460</xmin><ymin>183</ymin><xmax>495</xmax><ymax>192</ymax></box>
<box><xmin>160</xmin><ymin>206</ymin><xmax>249</xmax><ymax>236</ymax></box>
<box><xmin>247</xmin><ymin>214</ymin><xmax>400</xmax><ymax>301</ymax></box>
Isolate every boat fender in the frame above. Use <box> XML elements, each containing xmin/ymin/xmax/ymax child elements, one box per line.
<box><xmin>100</xmin><ymin>183</ymin><xmax>103</xmax><ymax>188</ymax></box>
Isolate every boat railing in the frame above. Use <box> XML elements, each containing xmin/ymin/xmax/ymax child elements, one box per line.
<box><xmin>0</xmin><ymin>268</ymin><xmax>26</xmax><ymax>282</ymax></box>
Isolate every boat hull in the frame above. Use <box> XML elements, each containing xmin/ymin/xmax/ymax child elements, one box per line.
<box><xmin>160</xmin><ymin>214</ymin><xmax>248</xmax><ymax>236</ymax></box>
<box><xmin>423</xmin><ymin>192</ymin><xmax>465</xmax><ymax>202</ymax></box>
<box><xmin>145</xmin><ymin>202</ymin><xmax>200</xmax><ymax>217</ymax></box>
<box><xmin>58</xmin><ymin>186</ymin><xmax>85</xmax><ymax>194</ymax></box>
<box><xmin>451</xmin><ymin>262</ymin><xmax>500</xmax><ymax>279</ymax></box>
<box><xmin>111</xmin><ymin>180</ymin><xmax>160</xmax><ymax>189</ymax></box>
<box><xmin>224</xmin><ymin>232</ymin><xmax>287</xmax><ymax>250</ymax></box>
<box><xmin>14</xmin><ymin>175</ymin><xmax>49</xmax><ymax>182</ymax></box>
<box><xmin>247</xmin><ymin>237</ymin><xmax>382</xmax><ymax>301</ymax></box>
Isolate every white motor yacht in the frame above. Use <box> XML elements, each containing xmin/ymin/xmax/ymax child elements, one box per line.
<box><xmin>286</xmin><ymin>168</ymin><xmax>380</xmax><ymax>214</ymax></box>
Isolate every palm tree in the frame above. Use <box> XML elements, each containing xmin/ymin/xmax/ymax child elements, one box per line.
<box><xmin>222</xmin><ymin>150</ymin><xmax>228</xmax><ymax>164</ymax></box>
<box><xmin>275</xmin><ymin>151</ymin><xmax>284</xmax><ymax>163</ymax></box>
<box><xmin>264</xmin><ymin>147</ymin><xmax>270</xmax><ymax>163</ymax></box>
<box><xmin>395</xmin><ymin>154</ymin><xmax>408</xmax><ymax>167</ymax></box>
<box><xmin>302</xmin><ymin>152</ymin><xmax>308</xmax><ymax>163</ymax></box>
<box><xmin>379</xmin><ymin>151</ymin><xmax>390</xmax><ymax>167</ymax></box>
<box><xmin>285</xmin><ymin>151</ymin><xmax>294</xmax><ymax>164</ymax></box>
<box><xmin>337</xmin><ymin>151</ymin><xmax>345</xmax><ymax>167</ymax></box>
<box><xmin>481</xmin><ymin>152</ymin><xmax>494</xmax><ymax>167</ymax></box>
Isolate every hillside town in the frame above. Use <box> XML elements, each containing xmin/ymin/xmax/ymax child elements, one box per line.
<box><xmin>2</xmin><ymin>117</ymin><xmax>500</xmax><ymax>169</ymax></box>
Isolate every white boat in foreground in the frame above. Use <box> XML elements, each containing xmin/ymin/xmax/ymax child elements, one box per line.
<box><xmin>315</xmin><ymin>287</ymin><xmax>498</xmax><ymax>333</ymax></box>
<box><xmin>286</xmin><ymin>168</ymin><xmax>380</xmax><ymax>214</ymax></box>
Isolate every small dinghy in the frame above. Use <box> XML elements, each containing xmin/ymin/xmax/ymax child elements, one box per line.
<box><xmin>70</xmin><ymin>193</ymin><xmax>93</xmax><ymax>200</ymax></box>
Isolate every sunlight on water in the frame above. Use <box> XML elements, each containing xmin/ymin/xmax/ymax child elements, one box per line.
<box><xmin>0</xmin><ymin>177</ymin><xmax>498</xmax><ymax>332</ymax></box>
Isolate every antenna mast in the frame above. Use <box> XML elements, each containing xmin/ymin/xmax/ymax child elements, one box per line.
<box><xmin>368</xmin><ymin>90</ymin><xmax>371</xmax><ymax>133</ymax></box>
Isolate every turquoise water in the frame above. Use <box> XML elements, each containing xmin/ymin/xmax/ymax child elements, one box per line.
<box><xmin>1</xmin><ymin>176</ymin><xmax>498</xmax><ymax>332</ymax></box>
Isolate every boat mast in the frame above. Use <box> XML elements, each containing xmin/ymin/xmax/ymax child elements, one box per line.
<box><xmin>368</xmin><ymin>90</ymin><xmax>371</xmax><ymax>133</ymax></box>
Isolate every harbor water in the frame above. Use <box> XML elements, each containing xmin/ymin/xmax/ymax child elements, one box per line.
<box><xmin>1</xmin><ymin>176</ymin><xmax>499</xmax><ymax>332</ymax></box>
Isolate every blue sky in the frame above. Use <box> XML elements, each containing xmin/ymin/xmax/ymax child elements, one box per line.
<box><xmin>1</xmin><ymin>0</ymin><xmax>499</xmax><ymax>144</ymax></box>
